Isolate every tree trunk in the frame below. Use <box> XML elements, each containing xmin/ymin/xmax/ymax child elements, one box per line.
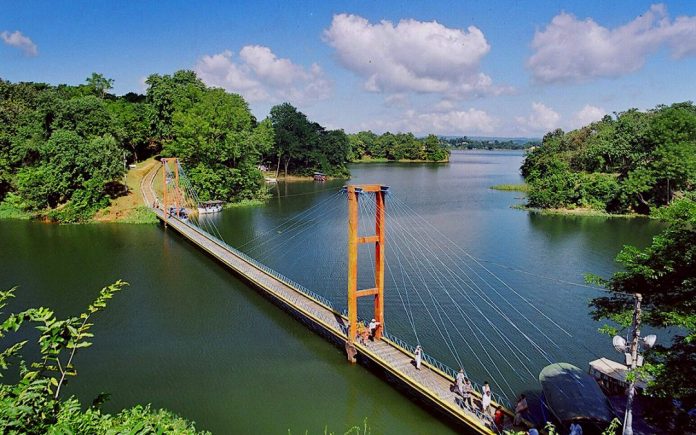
<box><xmin>284</xmin><ymin>158</ymin><xmax>290</xmax><ymax>178</ymax></box>
<box><xmin>275</xmin><ymin>155</ymin><xmax>281</xmax><ymax>178</ymax></box>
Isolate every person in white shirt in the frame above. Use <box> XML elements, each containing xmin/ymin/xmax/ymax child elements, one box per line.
<box><xmin>414</xmin><ymin>345</ymin><xmax>422</xmax><ymax>369</ymax></box>
<box><xmin>368</xmin><ymin>318</ymin><xmax>380</xmax><ymax>340</ymax></box>
<box><xmin>481</xmin><ymin>390</ymin><xmax>492</xmax><ymax>416</ymax></box>
<box><xmin>456</xmin><ymin>369</ymin><xmax>465</xmax><ymax>395</ymax></box>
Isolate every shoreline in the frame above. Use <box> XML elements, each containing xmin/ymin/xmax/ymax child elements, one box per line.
<box><xmin>351</xmin><ymin>158</ymin><xmax>449</xmax><ymax>164</ymax></box>
<box><xmin>512</xmin><ymin>204</ymin><xmax>647</xmax><ymax>219</ymax></box>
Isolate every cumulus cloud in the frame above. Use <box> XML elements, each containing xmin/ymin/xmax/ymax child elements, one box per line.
<box><xmin>572</xmin><ymin>104</ymin><xmax>607</xmax><ymax>128</ymax></box>
<box><xmin>195</xmin><ymin>46</ymin><xmax>331</xmax><ymax>104</ymax></box>
<box><xmin>362</xmin><ymin>108</ymin><xmax>498</xmax><ymax>135</ymax></box>
<box><xmin>1</xmin><ymin>30</ymin><xmax>38</xmax><ymax>56</ymax></box>
<box><xmin>516</xmin><ymin>102</ymin><xmax>561</xmax><ymax>133</ymax></box>
<box><xmin>324</xmin><ymin>14</ymin><xmax>507</xmax><ymax>99</ymax></box>
<box><xmin>528</xmin><ymin>4</ymin><xmax>696</xmax><ymax>83</ymax></box>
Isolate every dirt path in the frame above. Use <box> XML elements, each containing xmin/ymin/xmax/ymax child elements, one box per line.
<box><xmin>93</xmin><ymin>158</ymin><xmax>158</xmax><ymax>223</ymax></box>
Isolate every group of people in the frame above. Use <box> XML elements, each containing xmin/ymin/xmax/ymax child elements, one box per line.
<box><xmin>454</xmin><ymin>369</ymin><xmax>529</xmax><ymax>431</ymax></box>
<box><xmin>355</xmin><ymin>319</ymin><xmax>381</xmax><ymax>345</ymax></box>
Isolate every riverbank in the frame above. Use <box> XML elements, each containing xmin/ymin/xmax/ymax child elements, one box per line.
<box><xmin>93</xmin><ymin>158</ymin><xmax>159</xmax><ymax>224</ymax></box>
<box><xmin>490</xmin><ymin>183</ymin><xmax>529</xmax><ymax>192</ymax></box>
<box><xmin>512</xmin><ymin>204</ymin><xmax>645</xmax><ymax>219</ymax></box>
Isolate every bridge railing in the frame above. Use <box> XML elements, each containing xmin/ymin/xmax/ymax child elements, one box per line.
<box><xmin>180</xmin><ymin>218</ymin><xmax>336</xmax><ymax>310</ymax></box>
<box><xmin>382</xmin><ymin>330</ymin><xmax>512</xmax><ymax>410</ymax></box>
<box><xmin>177</xmin><ymin>216</ymin><xmax>512</xmax><ymax>411</ymax></box>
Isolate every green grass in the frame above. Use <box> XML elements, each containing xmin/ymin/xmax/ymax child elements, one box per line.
<box><xmin>0</xmin><ymin>194</ymin><xmax>33</xmax><ymax>220</ymax></box>
<box><xmin>116</xmin><ymin>206</ymin><xmax>159</xmax><ymax>224</ymax></box>
<box><xmin>224</xmin><ymin>198</ymin><xmax>266</xmax><ymax>208</ymax></box>
<box><xmin>490</xmin><ymin>183</ymin><xmax>529</xmax><ymax>192</ymax></box>
<box><xmin>512</xmin><ymin>203</ymin><xmax>641</xmax><ymax>219</ymax></box>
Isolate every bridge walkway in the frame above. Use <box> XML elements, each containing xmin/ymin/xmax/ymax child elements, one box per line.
<box><xmin>141</xmin><ymin>164</ymin><xmax>524</xmax><ymax>434</ymax></box>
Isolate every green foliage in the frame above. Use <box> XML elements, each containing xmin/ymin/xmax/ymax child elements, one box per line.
<box><xmin>445</xmin><ymin>136</ymin><xmax>538</xmax><ymax>150</ymax></box>
<box><xmin>84</xmin><ymin>73</ymin><xmax>114</xmax><ymax>99</ymax></box>
<box><xmin>0</xmin><ymin>282</ymin><xmax>208</xmax><ymax>434</ymax></box>
<box><xmin>0</xmin><ymin>193</ymin><xmax>31</xmax><ymax>219</ymax></box>
<box><xmin>1</xmin><ymin>70</ymin><xmax>276</xmax><ymax>221</ymax></box>
<box><xmin>490</xmin><ymin>184</ymin><xmax>529</xmax><ymax>192</ymax></box>
<box><xmin>348</xmin><ymin>131</ymin><xmax>450</xmax><ymax>162</ymax></box>
<box><xmin>268</xmin><ymin>102</ymin><xmax>350</xmax><ymax>177</ymax></box>
<box><xmin>590</xmin><ymin>198</ymin><xmax>696</xmax><ymax>431</ymax></box>
<box><xmin>118</xmin><ymin>205</ymin><xmax>159</xmax><ymax>224</ymax></box>
<box><xmin>522</xmin><ymin>102</ymin><xmax>696</xmax><ymax>214</ymax></box>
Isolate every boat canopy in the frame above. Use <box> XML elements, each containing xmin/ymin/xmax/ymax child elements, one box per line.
<box><xmin>200</xmin><ymin>200</ymin><xmax>223</xmax><ymax>205</ymax></box>
<box><xmin>539</xmin><ymin>363</ymin><xmax>615</xmax><ymax>426</ymax></box>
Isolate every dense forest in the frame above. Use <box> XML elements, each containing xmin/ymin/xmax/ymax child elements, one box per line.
<box><xmin>521</xmin><ymin>102</ymin><xmax>696</xmax><ymax>214</ymax></box>
<box><xmin>443</xmin><ymin>136</ymin><xmax>539</xmax><ymax>150</ymax></box>
<box><xmin>348</xmin><ymin>131</ymin><xmax>449</xmax><ymax>162</ymax></box>
<box><xmin>0</xmin><ymin>71</ymin><xmax>350</xmax><ymax>222</ymax></box>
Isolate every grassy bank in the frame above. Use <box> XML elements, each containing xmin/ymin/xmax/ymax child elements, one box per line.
<box><xmin>0</xmin><ymin>194</ymin><xmax>33</xmax><ymax>220</ymax></box>
<box><xmin>93</xmin><ymin>158</ymin><xmax>159</xmax><ymax>224</ymax></box>
<box><xmin>490</xmin><ymin>183</ymin><xmax>529</xmax><ymax>192</ymax></box>
<box><xmin>512</xmin><ymin>204</ymin><xmax>643</xmax><ymax>219</ymax></box>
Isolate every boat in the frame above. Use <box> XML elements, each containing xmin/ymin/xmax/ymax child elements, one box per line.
<box><xmin>313</xmin><ymin>172</ymin><xmax>327</xmax><ymax>182</ymax></box>
<box><xmin>264</xmin><ymin>176</ymin><xmax>277</xmax><ymax>183</ymax></box>
<box><xmin>589</xmin><ymin>357</ymin><xmax>649</xmax><ymax>395</ymax></box>
<box><xmin>540</xmin><ymin>363</ymin><xmax>617</xmax><ymax>434</ymax></box>
<box><xmin>197</xmin><ymin>200</ymin><xmax>223</xmax><ymax>214</ymax></box>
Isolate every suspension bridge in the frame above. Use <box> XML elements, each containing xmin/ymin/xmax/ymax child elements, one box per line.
<box><xmin>140</xmin><ymin>158</ymin><xmax>587</xmax><ymax>434</ymax></box>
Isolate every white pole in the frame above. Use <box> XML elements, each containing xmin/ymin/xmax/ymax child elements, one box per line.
<box><xmin>622</xmin><ymin>293</ymin><xmax>642</xmax><ymax>435</ymax></box>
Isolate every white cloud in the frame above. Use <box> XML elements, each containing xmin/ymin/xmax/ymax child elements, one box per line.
<box><xmin>195</xmin><ymin>46</ymin><xmax>331</xmax><ymax>104</ymax></box>
<box><xmin>324</xmin><ymin>14</ymin><xmax>508</xmax><ymax>99</ymax></box>
<box><xmin>1</xmin><ymin>30</ymin><xmax>38</xmax><ymax>56</ymax></box>
<box><xmin>361</xmin><ymin>108</ymin><xmax>498</xmax><ymax>135</ymax></box>
<box><xmin>528</xmin><ymin>4</ymin><xmax>696</xmax><ymax>84</ymax></box>
<box><xmin>572</xmin><ymin>104</ymin><xmax>607</xmax><ymax>128</ymax></box>
<box><xmin>516</xmin><ymin>102</ymin><xmax>561</xmax><ymax>133</ymax></box>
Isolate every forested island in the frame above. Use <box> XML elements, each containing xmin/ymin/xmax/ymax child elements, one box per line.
<box><xmin>348</xmin><ymin>131</ymin><xmax>449</xmax><ymax>162</ymax></box>
<box><xmin>520</xmin><ymin>102</ymin><xmax>696</xmax><ymax>215</ymax></box>
<box><xmin>443</xmin><ymin>136</ymin><xmax>539</xmax><ymax>150</ymax></box>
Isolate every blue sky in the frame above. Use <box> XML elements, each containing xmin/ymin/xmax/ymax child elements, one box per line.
<box><xmin>2</xmin><ymin>1</ymin><xmax>695</xmax><ymax>137</ymax></box>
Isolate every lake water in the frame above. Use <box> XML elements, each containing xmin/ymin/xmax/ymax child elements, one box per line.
<box><xmin>0</xmin><ymin>151</ymin><xmax>662</xmax><ymax>433</ymax></box>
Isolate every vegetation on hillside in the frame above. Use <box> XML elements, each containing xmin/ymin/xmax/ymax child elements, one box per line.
<box><xmin>348</xmin><ymin>131</ymin><xmax>449</xmax><ymax>162</ymax></box>
<box><xmin>520</xmin><ymin>102</ymin><xmax>696</xmax><ymax>214</ymax></box>
<box><xmin>0</xmin><ymin>282</ymin><xmax>208</xmax><ymax>434</ymax></box>
<box><xmin>0</xmin><ymin>72</ymin><xmax>352</xmax><ymax>222</ymax></box>
<box><xmin>589</xmin><ymin>197</ymin><xmax>696</xmax><ymax>431</ymax></box>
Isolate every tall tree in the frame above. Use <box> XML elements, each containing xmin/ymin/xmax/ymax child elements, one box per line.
<box><xmin>589</xmin><ymin>198</ymin><xmax>696</xmax><ymax>431</ymax></box>
<box><xmin>85</xmin><ymin>73</ymin><xmax>114</xmax><ymax>98</ymax></box>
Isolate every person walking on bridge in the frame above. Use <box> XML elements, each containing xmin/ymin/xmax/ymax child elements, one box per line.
<box><xmin>414</xmin><ymin>345</ymin><xmax>423</xmax><ymax>370</ymax></box>
<box><xmin>462</xmin><ymin>377</ymin><xmax>474</xmax><ymax>409</ymax></box>
<box><xmin>368</xmin><ymin>318</ymin><xmax>380</xmax><ymax>340</ymax></box>
<box><xmin>456</xmin><ymin>369</ymin><xmax>465</xmax><ymax>395</ymax></box>
<box><xmin>481</xmin><ymin>390</ymin><xmax>492</xmax><ymax>416</ymax></box>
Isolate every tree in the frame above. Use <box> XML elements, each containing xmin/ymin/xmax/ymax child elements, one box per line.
<box><xmin>589</xmin><ymin>198</ymin><xmax>696</xmax><ymax>431</ymax></box>
<box><xmin>164</xmin><ymin>87</ymin><xmax>265</xmax><ymax>201</ymax></box>
<box><xmin>85</xmin><ymin>73</ymin><xmax>114</xmax><ymax>99</ymax></box>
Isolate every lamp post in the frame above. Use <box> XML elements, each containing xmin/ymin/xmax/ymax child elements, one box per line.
<box><xmin>612</xmin><ymin>293</ymin><xmax>657</xmax><ymax>435</ymax></box>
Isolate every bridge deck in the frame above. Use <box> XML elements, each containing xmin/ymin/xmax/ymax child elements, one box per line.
<box><xmin>142</xmin><ymin>165</ymin><xmax>525</xmax><ymax>434</ymax></box>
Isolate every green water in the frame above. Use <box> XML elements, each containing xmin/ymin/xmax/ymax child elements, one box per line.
<box><xmin>0</xmin><ymin>151</ymin><xmax>662</xmax><ymax>433</ymax></box>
